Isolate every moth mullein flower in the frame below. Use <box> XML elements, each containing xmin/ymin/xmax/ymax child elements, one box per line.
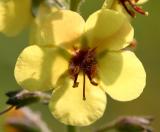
<box><xmin>0</xmin><ymin>0</ymin><xmax>32</xmax><ymax>36</ymax></box>
<box><xmin>103</xmin><ymin>0</ymin><xmax>148</xmax><ymax>17</ymax></box>
<box><xmin>14</xmin><ymin>9</ymin><xmax>146</xmax><ymax>126</ymax></box>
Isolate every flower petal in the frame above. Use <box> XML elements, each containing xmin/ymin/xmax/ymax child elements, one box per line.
<box><xmin>14</xmin><ymin>45</ymin><xmax>68</xmax><ymax>91</ymax></box>
<box><xmin>49</xmin><ymin>74</ymin><xmax>106</xmax><ymax>126</ymax></box>
<box><xmin>0</xmin><ymin>0</ymin><xmax>32</xmax><ymax>36</ymax></box>
<box><xmin>85</xmin><ymin>9</ymin><xmax>134</xmax><ymax>52</ymax></box>
<box><xmin>98</xmin><ymin>50</ymin><xmax>146</xmax><ymax>101</ymax></box>
<box><xmin>30</xmin><ymin>9</ymin><xmax>85</xmax><ymax>49</ymax></box>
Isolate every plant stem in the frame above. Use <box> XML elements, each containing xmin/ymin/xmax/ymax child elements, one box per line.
<box><xmin>70</xmin><ymin>0</ymin><xmax>82</xmax><ymax>11</ymax></box>
<box><xmin>67</xmin><ymin>125</ymin><xmax>77</xmax><ymax>132</ymax></box>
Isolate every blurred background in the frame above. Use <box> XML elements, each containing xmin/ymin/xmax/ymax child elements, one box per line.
<box><xmin>0</xmin><ymin>0</ymin><xmax>159</xmax><ymax>131</ymax></box>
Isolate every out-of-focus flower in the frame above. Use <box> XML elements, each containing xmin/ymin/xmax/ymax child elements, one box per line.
<box><xmin>96</xmin><ymin>116</ymin><xmax>153</xmax><ymax>132</ymax></box>
<box><xmin>14</xmin><ymin>8</ymin><xmax>146</xmax><ymax>126</ymax></box>
<box><xmin>0</xmin><ymin>0</ymin><xmax>62</xmax><ymax>37</ymax></box>
<box><xmin>3</xmin><ymin>107</ymin><xmax>51</xmax><ymax>132</ymax></box>
<box><xmin>0</xmin><ymin>0</ymin><xmax>32</xmax><ymax>36</ymax></box>
<box><xmin>115</xmin><ymin>116</ymin><xmax>153</xmax><ymax>132</ymax></box>
<box><xmin>5</xmin><ymin>90</ymin><xmax>51</xmax><ymax>109</ymax></box>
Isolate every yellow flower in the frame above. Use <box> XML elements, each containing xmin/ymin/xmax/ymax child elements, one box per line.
<box><xmin>103</xmin><ymin>0</ymin><xmax>148</xmax><ymax>17</ymax></box>
<box><xmin>0</xmin><ymin>0</ymin><xmax>32</xmax><ymax>36</ymax></box>
<box><xmin>14</xmin><ymin>9</ymin><xmax>146</xmax><ymax>126</ymax></box>
<box><xmin>0</xmin><ymin>0</ymin><xmax>59</xmax><ymax>37</ymax></box>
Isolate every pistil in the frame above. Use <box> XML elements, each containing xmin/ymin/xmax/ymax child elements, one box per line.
<box><xmin>83</xmin><ymin>72</ymin><xmax>86</xmax><ymax>100</ymax></box>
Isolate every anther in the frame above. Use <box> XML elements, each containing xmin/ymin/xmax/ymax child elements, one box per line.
<box><xmin>90</xmin><ymin>80</ymin><xmax>98</xmax><ymax>86</ymax></box>
<box><xmin>73</xmin><ymin>74</ymin><xmax>79</xmax><ymax>88</ymax></box>
<box><xmin>87</xmin><ymin>74</ymin><xmax>98</xmax><ymax>86</ymax></box>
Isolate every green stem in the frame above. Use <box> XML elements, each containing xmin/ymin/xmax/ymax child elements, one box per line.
<box><xmin>70</xmin><ymin>0</ymin><xmax>82</xmax><ymax>11</ymax></box>
<box><xmin>67</xmin><ymin>125</ymin><xmax>77</xmax><ymax>132</ymax></box>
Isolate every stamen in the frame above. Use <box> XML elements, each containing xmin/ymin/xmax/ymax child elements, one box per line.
<box><xmin>119</xmin><ymin>0</ymin><xmax>148</xmax><ymax>17</ymax></box>
<box><xmin>0</xmin><ymin>106</ymin><xmax>15</xmax><ymax>115</ymax></box>
<box><xmin>122</xmin><ymin>1</ymin><xmax>136</xmax><ymax>17</ymax></box>
<box><xmin>69</xmin><ymin>48</ymin><xmax>98</xmax><ymax>100</ymax></box>
<box><xmin>87</xmin><ymin>73</ymin><xmax>98</xmax><ymax>86</ymax></box>
<box><xmin>90</xmin><ymin>80</ymin><xmax>98</xmax><ymax>86</ymax></box>
<box><xmin>83</xmin><ymin>72</ymin><xmax>86</xmax><ymax>101</ymax></box>
<box><xmin>73</xmin><ymin>74</ymin><xmax>79</xmax><ymax>88</ymax></box>
<box><xmin>128</xmin><ymin>0</ymin><xmax>148</xmax><ymax>16</ymax></box>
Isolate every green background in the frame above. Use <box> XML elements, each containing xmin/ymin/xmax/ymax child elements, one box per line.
<box><xmin>0</xmin><ymin>0</ymin><xmax>159</xmax><ymax>131</ymax></box>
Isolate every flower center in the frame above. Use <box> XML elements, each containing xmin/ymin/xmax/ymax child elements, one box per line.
<box><xmin>119</xmin><ymin>0</ymin><xmax>148</xmax><ymax>17</ymax></box>
<box><xmin>68</xmin><ymin>48</ymin><xmax>98</xmax><ymax>100</ymax></box>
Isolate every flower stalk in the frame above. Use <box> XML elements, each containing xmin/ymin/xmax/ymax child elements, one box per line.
<box><xmin>67</xmin><ymin>125</ymin><xmax>77</xmax><ymax>132</ymax></box>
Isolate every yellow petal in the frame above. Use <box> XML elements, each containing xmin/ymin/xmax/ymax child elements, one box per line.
<box><xmin>30</xmin><ymin>9</ymin><xmax>85</xmax><ymax>49</ymax></box>
<box><xmin>98</xmin><ymin>50</ymin><xmax>146</xmax><ymax>101</ymax></box>
<box><xmin>49</xmin><ymin>74</ymin><xmax>106</xmax><ymax>126</ymax></box>
<box><xmin>0</xmin><ymin>0</ymin><xmax>32</xmax><ymax>36</ymax></box>
<box><xmin>85</xmin><ymin>9</ymin><xmax>133</xmax><ymax>52</ymax></box>
<box><xmin>14</xmin><ymin>45</ymin><xmax>68</xmax><ymax>91</ymax></box>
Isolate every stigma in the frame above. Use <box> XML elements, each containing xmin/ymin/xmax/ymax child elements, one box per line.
<box><xmin>68</xmin><ymin>48</ymin><xmax>98</xmax><ymax>100</ymax></box>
